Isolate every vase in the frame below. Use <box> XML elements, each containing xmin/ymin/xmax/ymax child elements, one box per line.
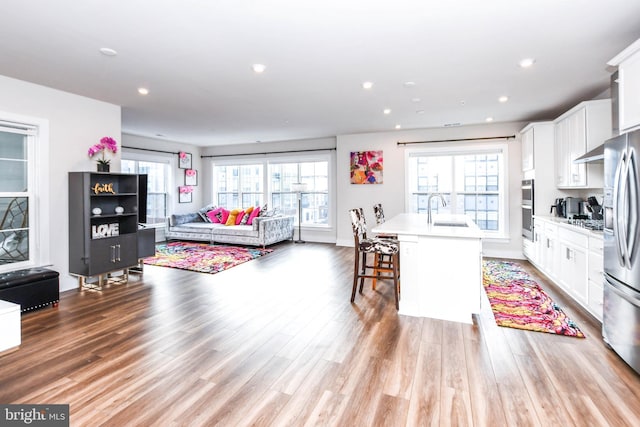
<box><xmin>97</xmin><ymin>163</ymin><xmax>110</xmax><ymax>172</ymax></box>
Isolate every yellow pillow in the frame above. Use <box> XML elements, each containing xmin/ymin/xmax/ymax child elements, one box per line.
<box><xmin>225</xmin><ymin>209</ymin><xmax>241</xmax><ymax>225</ymax></box>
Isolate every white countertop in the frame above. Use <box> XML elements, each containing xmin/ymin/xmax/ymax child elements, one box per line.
<box><xmin>372</xmin><ymin>213</ymin><xmax>484</xmax><ymax>239</ymax></box>
<box><xmin>533</xmin><ymin>215</ymin><xmax>603</xmax><ymax>239</ymax></box>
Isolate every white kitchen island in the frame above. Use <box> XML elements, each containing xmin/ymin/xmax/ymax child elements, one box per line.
<box><xmin>372</xmin><ymin>213</ymin><xmax>484</xmax><ymax>324</ymax></box>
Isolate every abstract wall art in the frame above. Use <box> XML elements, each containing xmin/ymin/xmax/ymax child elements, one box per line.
<box><xmin>350</xmin><ymin>150</ymin><xmax>383</xmax><ymax>184</ymax></box>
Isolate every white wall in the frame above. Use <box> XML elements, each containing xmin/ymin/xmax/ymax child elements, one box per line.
<box><xmin>0</xmin><ymin>74</ymin><xmax>121</xmax><ymax>292</ymax></box>
<box><xmin>336</xmin><ymin>122</ymin><xmax>527</xmax><ymax>259</ymax></box>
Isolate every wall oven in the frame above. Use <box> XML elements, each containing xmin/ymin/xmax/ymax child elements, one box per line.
<box><xmin>522</xmin><ymin>179</ymin><xmax>534</xmax><ymax>240</ymax></box>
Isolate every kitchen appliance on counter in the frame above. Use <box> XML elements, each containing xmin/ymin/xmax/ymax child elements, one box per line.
<box><xmin>603</xmin><ymin>128</ymin><xmax>640</xmax><ymax>375</ymax></box>
<box><xmin>586</xmin><ymin>196</ymin><xmax>603</xmax><ymax>220</ymax></box>
<box><xmin>550</xmin><ymin>197</ymin><xmax>583</xmax><ymax>218</ymax></box>
<box><xmin>550</xmin><ymin>198</ymin><xmax>565</xmax><ymax>217</ymax></box>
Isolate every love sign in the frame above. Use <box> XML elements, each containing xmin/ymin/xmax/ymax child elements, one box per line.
<box><xmin>92</xmin><ymin>223</ymin><xmax>119</xmax><ymax>239</ymax></box>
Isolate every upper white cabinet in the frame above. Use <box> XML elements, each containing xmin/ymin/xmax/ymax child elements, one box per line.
<box><xmin>520</xmin><ymin>122</ymin><xmax>554</xmax><ymax>212</ymax></box>
<box><xmin>554</xmin><ymin>99</ymin><xmax>610</xmax><ymax>189</ymax></box>
<box><xmin>521</xmin><ymin>126</ymin><xmax>534</xmax><ymax>172</ymax></box>
<box><xmin>609</xmin><ymin>39</ymin><xmax>640</xmax><ymax>133</ymax></box>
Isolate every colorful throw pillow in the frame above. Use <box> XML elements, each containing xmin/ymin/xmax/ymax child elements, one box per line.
<box><xmin>225</xmin><ymin>209</ymin><xmax>241</xmax><ymax>226</ymax></box>
<box><xmin>240</xmin><ymin>207</ymin><xmax>254</xmax><ymax>225</ymax></box>
<box><xmin>207</xmin><ymin>207</ymin><xmax>223</xmax><ymax>223</ymax></box>
<box><xmin>235</xmin><ymin>210</ymin><xmax>246</xmax><ymax>225</ymax></box>
<box><xmin>198</xmin><ymin>204</ymin><xmax>216</xmax><ymax>222</ymax></box>
<box><xmin>247</xmin><ymin>206</ymin><xmax>261</xmax><ymax>225</ymax></box>
<box><xmin>218</xmin><ymin>208</ymin><xmax>229</xmax><ymax>224</ymax></box>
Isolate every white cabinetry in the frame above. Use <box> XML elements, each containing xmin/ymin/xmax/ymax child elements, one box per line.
<box><xmin>521</xmin><ymin>126</ymin><xmax>534</xmax><ymax>172</ymax></box>
<box><xmin>558</xmin><ymin>227</ymin><xmax>589</xmax><ymax>305</ymax></box>
<box><xmin>525</xmin><ymin>217</ymin><xmax>603</xmax><ymax>321</ymax></box>
<box><xmin>609</xmin><ymin>39</ymin><xmax>640</xmax><ymax>133</ymax></box>
<box><xmin>554</xmin><ymin>100</ymin><xmax>610</xmax><ymax>189</ymax></box>
<box><xmin>587</xmin><ymin>235</ymin><xmax>604</xmax><ymax>320</ymax></box>
<box><xmin>540</xmin><ymin>222</ymin><xmax>558</xmax><ymax>280</ymax></box>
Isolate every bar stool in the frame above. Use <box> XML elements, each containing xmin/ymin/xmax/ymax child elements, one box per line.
<box><xmin>349</xmin><ymin>208</ymin><xmax>400</xmax><ymax>310</ymax></box>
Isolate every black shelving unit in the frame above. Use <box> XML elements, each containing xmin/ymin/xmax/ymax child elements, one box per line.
<box><xmin>69</xmin><ymin>172</ymin><xmax>140</xmax><ymax>289</ymax></box>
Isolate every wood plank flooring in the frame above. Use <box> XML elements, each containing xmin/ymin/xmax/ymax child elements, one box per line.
<box><xmin>2</xmin><ymin>242</ymin><xmax>640</xmax><ymax>426</ymax></box>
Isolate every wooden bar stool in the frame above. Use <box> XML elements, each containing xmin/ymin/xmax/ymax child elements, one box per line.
<box><xmin>349</xmin><ymin>208</ymin><xmax>400</xmax><ymax>310</ymax></box>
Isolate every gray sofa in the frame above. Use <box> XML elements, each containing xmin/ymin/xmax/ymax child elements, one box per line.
<box><xmin>166</xmin><ymin>212</ymin><xmax>294</xmax><ymax>247</ymax></box>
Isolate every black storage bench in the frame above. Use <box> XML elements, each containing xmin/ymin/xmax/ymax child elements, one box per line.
<box><xmin>0</xmin><ymin>268</ymin><xmax>59</xmax><ymax>312</ymax></box>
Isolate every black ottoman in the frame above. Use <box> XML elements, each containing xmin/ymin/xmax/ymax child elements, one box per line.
<box><xmin>0</xmin><ymin>268</ymin><xmax>59</xmax><ymax>312</ymax></box>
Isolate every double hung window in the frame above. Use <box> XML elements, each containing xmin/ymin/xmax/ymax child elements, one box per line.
<box><xmin>269</xmin><ymin>161</ymin><xmax>329</xmax><ymax>225</ymax></box>
<box><xmin>121</xmin><ymin>158</ymin><xmax>169</xmax><ymax>226</ymax></box>
<box><xmin>407</xmin><ymin>145</ymin><xmax>507</xmax><ymax>236</ymax></box>
<box><xmin>213</xmin><ymin>164</ymin><xmax>264</xmax><ymax>208</ymax></box>
<box><xmin>0</xmin><ymin>123</ymin><xmax>35</xmax><ymax>267</ymax></box>
<box><xmin>212</xmin><ymin>156</ymin><xmax>330</xmax><ymax>227</ymax></box>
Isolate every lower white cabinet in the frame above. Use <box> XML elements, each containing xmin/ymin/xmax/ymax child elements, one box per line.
<box><xmin>524</xmin><ymin>217</ymin><xmax>603</xmax><ymax>321</ymax></box>
<box><xmin>558</xmin><ymin>238</ymin><xmax>588</xmax><ymax>305</ymax></box>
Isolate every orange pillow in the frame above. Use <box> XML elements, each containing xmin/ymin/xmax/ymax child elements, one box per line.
<box><xmin>225</xmin><ymin>209</ymin><xmax>241</xmax><ymax>225</ymax></box>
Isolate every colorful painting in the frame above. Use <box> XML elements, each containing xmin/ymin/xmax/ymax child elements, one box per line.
<box><xmin>350</xmin><ymin>150</ymin><xmax>383</xmax><ymax>184</ymax></box>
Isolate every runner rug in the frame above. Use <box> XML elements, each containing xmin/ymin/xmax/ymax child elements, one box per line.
<box><xmin>143</xmin><ymin>242</ymin><xmax>273</xmax><ymax>274</ymax></box>
<box><xmin>482</xmin><ymin>260</ymin><xmax>585</xmax><ymax>338</ymax></box>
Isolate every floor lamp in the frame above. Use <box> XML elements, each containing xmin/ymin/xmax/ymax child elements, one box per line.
<box><xmin>291</xmin><ymin>182</ymin><xmax>307</xmax><ymax>243</ymax></box>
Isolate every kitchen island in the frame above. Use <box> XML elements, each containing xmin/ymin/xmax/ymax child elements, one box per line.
<box><xmin>372</xmin><ymin>213</ymin><xmax>484</xmax><ymax>324</ymax></box>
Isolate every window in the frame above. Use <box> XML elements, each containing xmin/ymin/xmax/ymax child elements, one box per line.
<box><xmin>121</xmin><ymin>159</ymin><xmax>169</xmax><ymax>226</ymax></box>
<box><xmin>213</xmin><ymin>164</ymin><xmax>264</xmax><ymax>208</ymax></box>
<box><xmin>211</xmin><ymin>155</ymin><xmax>331</xmax><ymax>227</ymax></box>
<box><xmin>407</xmin><ymin>145</ymin><xmax>507</xmax><ymax>236</ymax></box>
<box><xmin>269</xmin><ymin>161</ymin><xmax>329</xmax><ymax>225</ymax></box>
<box><xmin>0</xmin><ymin>124</ymin><xmax>34</xmax><ymax>267</ymax></box>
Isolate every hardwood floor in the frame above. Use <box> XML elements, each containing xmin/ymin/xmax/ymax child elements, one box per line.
<box><xmin>2</xmin><ymin>242</ymin><xmax>640</xmax><ymax>426</ymax></box>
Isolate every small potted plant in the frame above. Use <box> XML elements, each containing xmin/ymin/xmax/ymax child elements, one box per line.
<box><xmin>88</xmin><ymin>136</ymin><xmax>118</xmax><ymax>172</ymax></box>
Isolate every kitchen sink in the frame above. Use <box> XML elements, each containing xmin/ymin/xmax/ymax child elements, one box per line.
<box><xmin>433</xmin><ymin>221</ymin><xmax>468</xmax><ymax>227</ymax></box>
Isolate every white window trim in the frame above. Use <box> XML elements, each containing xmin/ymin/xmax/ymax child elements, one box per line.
<box><xmin>404</xmin><ymin>141</ymin><xmax>510</xmax><ymax>239</ymax></box>
<box><xmin>0</xmin><ymin>110</ymin><xmax>50</xmax><ymax>273</ymax></box>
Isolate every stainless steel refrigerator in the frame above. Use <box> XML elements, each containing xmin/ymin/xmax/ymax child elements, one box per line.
<box><xmin>603</xmin><ymin>128</ymin><xmax>640</xmax><ymax>374</ymax></box>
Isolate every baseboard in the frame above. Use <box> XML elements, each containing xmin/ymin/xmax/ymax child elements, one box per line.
<box><xmin>482</xmin><ymin>249</ymin><xmax>525</xmax><ymax>260</ymax></box>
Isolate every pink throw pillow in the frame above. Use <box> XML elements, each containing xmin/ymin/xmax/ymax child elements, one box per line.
<box><xmin>246</xmin><ymin>206</ymin><xmax>261</xmax><ymax>225</ymax></box>
<box><xmin>207</xmin><ymin>208</ymin><xmax>222</xmax><ymax>223</ymax></box>
<box><xmin>220</xmin><ymin>208</ymin><xmax>230</xmax><ymax>224</ymax></box>
<box><xmin>235</xmin><ymin>210</ymin><xmax>246</xmax><ymax>225</ymax></box>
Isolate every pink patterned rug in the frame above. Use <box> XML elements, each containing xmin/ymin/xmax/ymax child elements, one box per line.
<box><xmin>482</xmin><ymin>260</ymin><xmax>585</xmax><ymax>338</ymax></box>
<box><xmin>143</xmin><ymin>242</ymin><xmax>272</xmax><ymax>274</ymax></box>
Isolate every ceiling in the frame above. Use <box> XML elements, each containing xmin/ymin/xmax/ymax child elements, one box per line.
<box><xmin>1</xmin><ymin>0</ymin><xmax>639</xmax><ymax>147</ymax></box>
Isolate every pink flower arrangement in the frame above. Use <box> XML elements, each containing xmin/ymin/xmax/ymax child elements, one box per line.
<box><xmin>88</xmin><ymin>136</ymin><xmax>118</xmax><ymax>165</ymax></box>
<box><xmin>179</xmin><ymin>186</ymin><xmax>193</xmax><ymax>194</ymax></box>
<box><xmin>186</xmin><ymin>169</ymin><xmax>196</xmax><ymax>177</ymax></box>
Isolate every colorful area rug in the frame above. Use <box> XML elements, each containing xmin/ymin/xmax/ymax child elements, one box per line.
<box><xmin>482</xmin><ymin>260</ymin><xmax>585</xmax><ymax>338</ymax></box>
<box><xmin>143</xmin><ymin>242</ymin><xmax>272</xmax><ymax>274</ymax></box>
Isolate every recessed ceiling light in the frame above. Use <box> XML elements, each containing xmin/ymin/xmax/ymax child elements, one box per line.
<box><xmin>383</xmin><ymin>108</ymin><xmax>391</xmax><ymax>115</ymax></box>
<box><xmin>362</xmin><ymin>81</ymin><xmax>374</xmax><ymax>90</ymax></box>
<box><xmin>416</xmin><ymin>110</ymin><xmax>425</xmax><ymax>114</ymax></box>
<box><xmin>138</xmin><ymin>87</ymin><xmax>149</xmax><ymax>95</ymax></box>
<box><xmin>252</xmin><ymin>63</ymin><xmax>266</xmax><ymax>73</ymax></box>
<box><xmin>498</xmin><ymin>95</ymin><xmax>509</xmax><ymax>103</ymax></box>
<box><xmin>486</xmin><ymin>117</ymin><xmax>494</xmax><ymax>122</ymax></box>
<box><xmin>99</xmin><ymin>47</ymin><xmax>117</xmax><ymax>56</ymax></box>
<box><xmin>403</xmin><ymin>81</ymin><xmax>416</xmax><ymax>87</ymax></box>
<box><xmin>411</xmin><ymin>97</ymin><xmax>421</xmax><ymax>103</ymax></box>
<box><xmin>519</xmin><ymin>58</ymin><xmax>535</xmax><ymax>68</ymax></box>
<box><xmin>395</xmin><ymin>124</ymin><xmax>402</xmax><ymax>129</ymax></box>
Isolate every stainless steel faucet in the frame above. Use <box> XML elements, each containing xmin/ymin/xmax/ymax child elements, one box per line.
<box><xmin>427</xmin><ymin>193</ymin><xmax>447</xmax><ymax>224</ymax></box>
